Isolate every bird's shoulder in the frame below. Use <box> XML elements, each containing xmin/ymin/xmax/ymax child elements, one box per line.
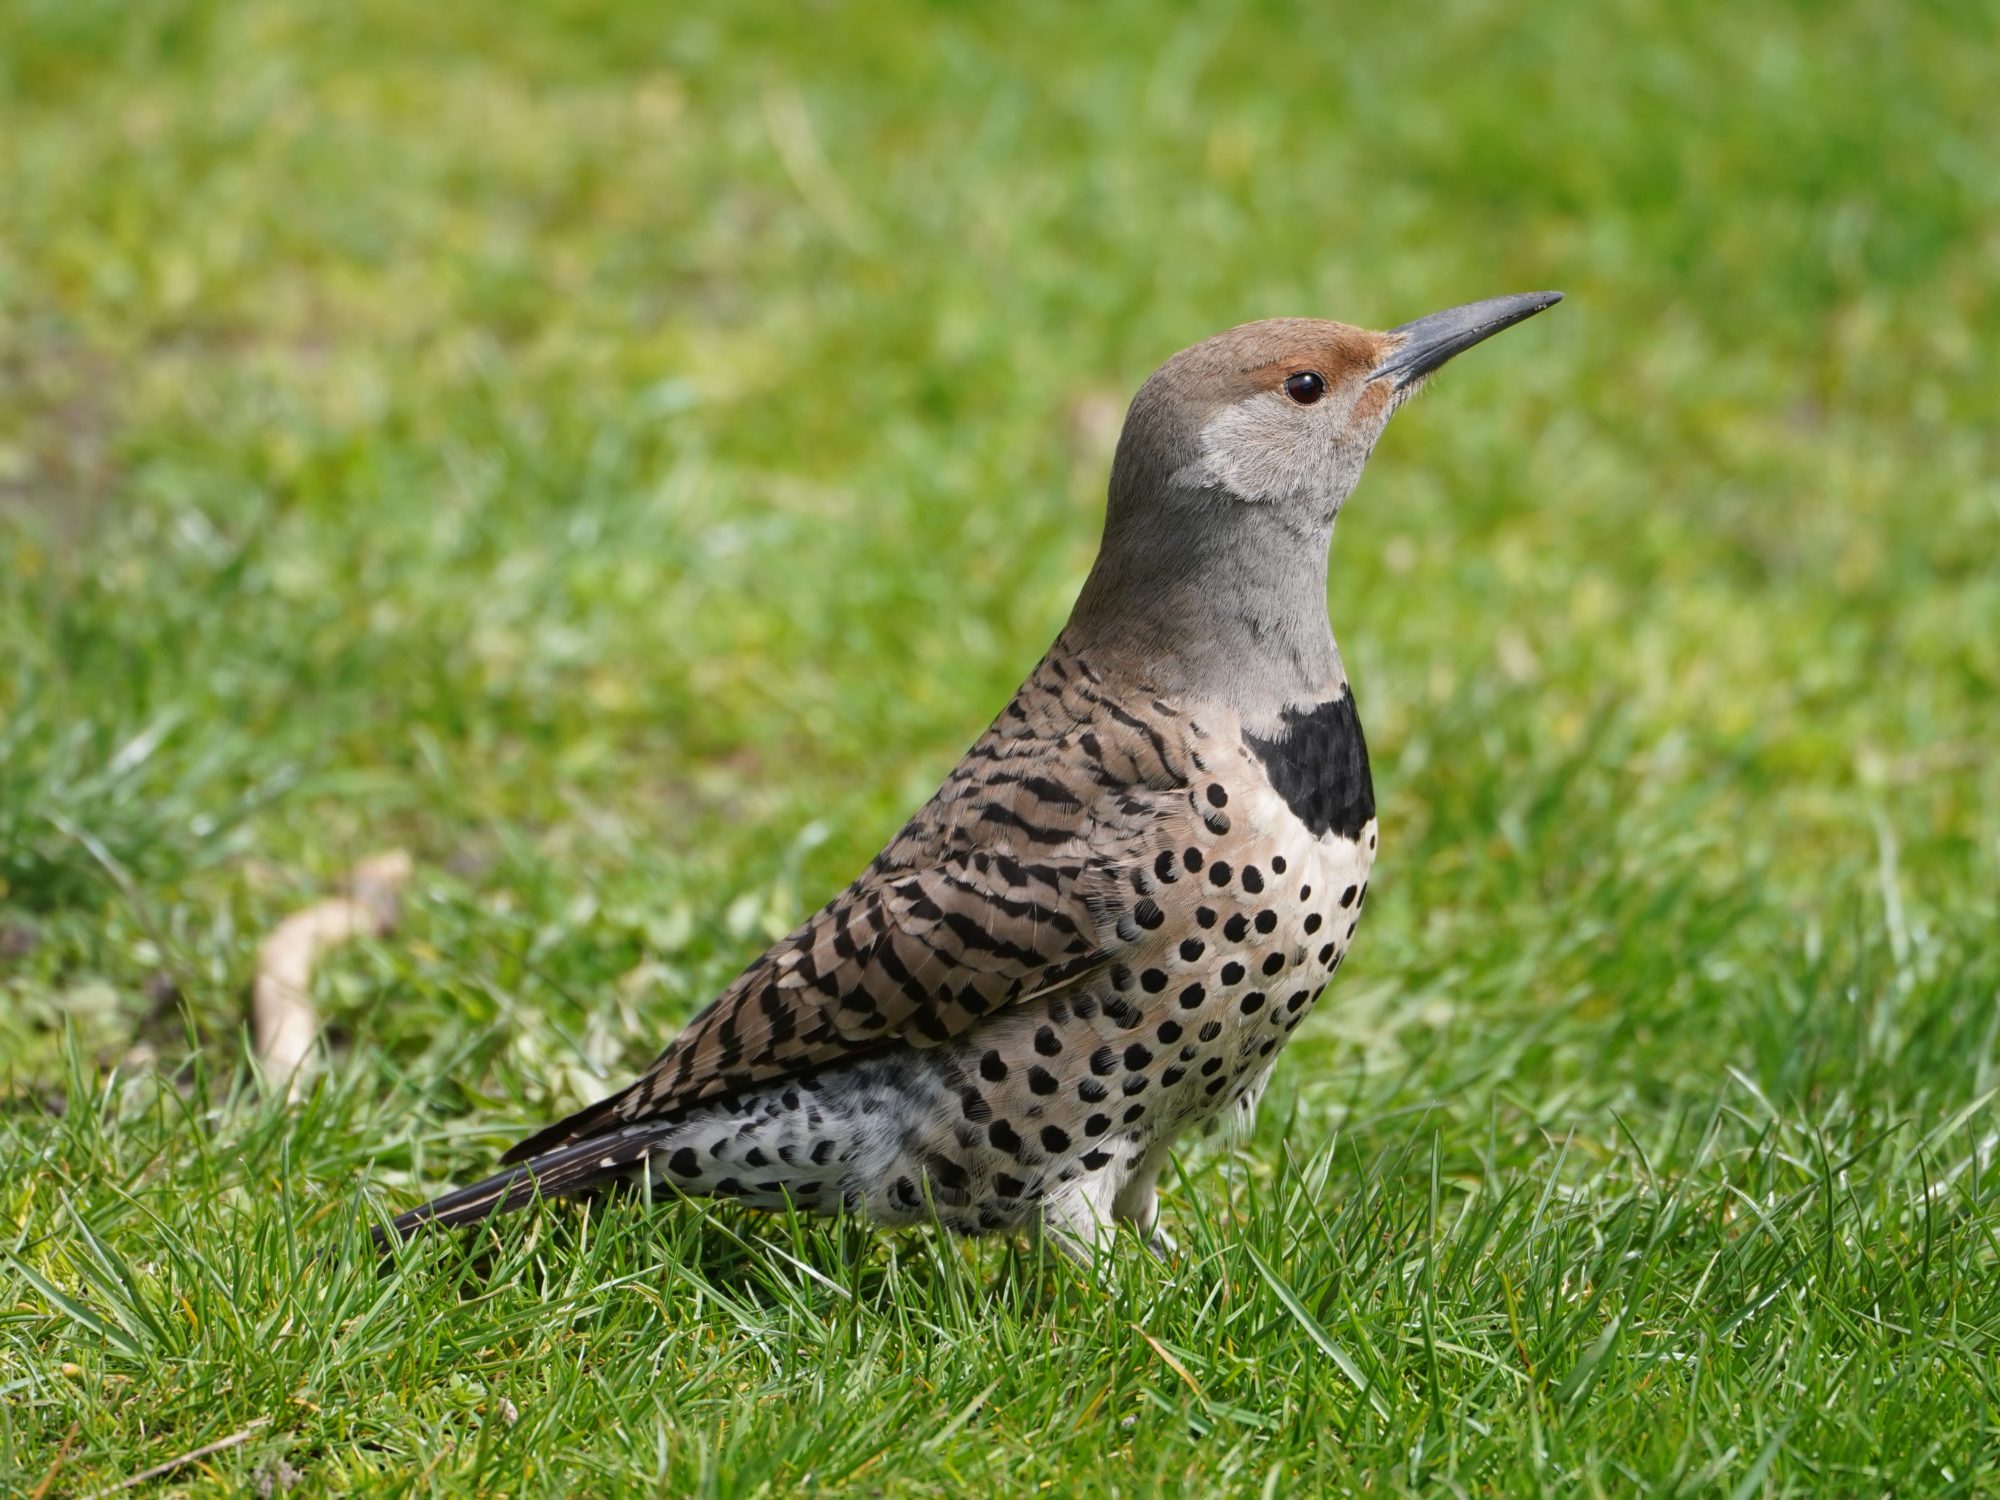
<box><xmin>885</xmin><ymin>639</ymin><xmax>1215</xmax><ymax>862</ymax></box>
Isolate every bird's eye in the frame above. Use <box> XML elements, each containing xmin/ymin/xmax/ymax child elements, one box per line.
<box><xmin>1283</xmin><ymin>371</ymin><xmax>1327</xmax><ymax>405</ymax></box>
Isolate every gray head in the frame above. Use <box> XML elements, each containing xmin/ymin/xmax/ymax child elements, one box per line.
<box><xmin>1068</xmin><ymin>291</ymin><xmax>1562</xmax><ymax>705</ymax></box>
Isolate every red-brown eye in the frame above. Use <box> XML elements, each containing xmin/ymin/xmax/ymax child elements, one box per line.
<box><xmin>1283</xmin><ymin>371</ymin><xmax>1326</xmax><ymax>405</ymax></box>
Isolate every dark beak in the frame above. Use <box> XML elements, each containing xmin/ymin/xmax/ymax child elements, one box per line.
<box><xmin>1369</xmin><ymin>290</ymin><xmax>1563</xmax><ymax>390</ymax></box>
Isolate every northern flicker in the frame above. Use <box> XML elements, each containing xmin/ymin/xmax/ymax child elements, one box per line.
<box><xmin>378</xmin><ymin>291</ymin><xmax>1562</xmax><ymax>1259</ymax></box>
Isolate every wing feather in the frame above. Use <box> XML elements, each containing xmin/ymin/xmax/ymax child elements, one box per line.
<box><xmin>504</xmin><ymin>645</ymin><xmax>1205</xmax><ymax>1163</ymax></box>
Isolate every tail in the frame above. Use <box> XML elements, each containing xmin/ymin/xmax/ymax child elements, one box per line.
<box><xmin>372</xmin><ymin>1126</ymin><xmax>668</xmax><ymax>1251</ymax></box>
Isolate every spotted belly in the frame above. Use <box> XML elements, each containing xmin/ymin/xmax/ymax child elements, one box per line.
<box><xmin>844</xmin><ymin>808</ymin><xmax>1376</xmax><ymax>1231</ymax></box>
<box><xmin>626</xmin><ymin>809</ymin><xmax>1376</xmax><ymax>1237</ymax></box>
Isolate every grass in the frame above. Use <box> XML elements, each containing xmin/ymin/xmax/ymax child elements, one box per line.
<box><xmin>2</xmin><ymin>0</ymin><xmax>1998</xmax><ymax>1491</ymax></box>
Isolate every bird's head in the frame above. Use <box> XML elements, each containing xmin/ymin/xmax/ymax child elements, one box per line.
<box><xmin>1105</xmin><ymin>291</ymin><xmax>1563</xmax><ymax>535</ymax></box>
<box><xmin>1075</xmin><ymin>292</ymin><xmax>1561</xmax><ymax>694</ymax></box>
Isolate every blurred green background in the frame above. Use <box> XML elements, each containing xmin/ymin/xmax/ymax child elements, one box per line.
<box><xmin>3</xmin><ymin>0</ymin><xmax>1998</xmax><ymax>1493</ymax></box>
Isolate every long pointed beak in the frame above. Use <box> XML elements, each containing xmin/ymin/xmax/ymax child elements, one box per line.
<box><xmin>1369</xmin><ymin>290</ymin><xmax>1563</xmax><ymax>389</ymax></box>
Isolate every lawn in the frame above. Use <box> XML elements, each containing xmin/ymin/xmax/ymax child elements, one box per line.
<box><xmin>3</xmin><ymin>0</ymin><xmax>1998</xmax><ymax>1492</ymax></box>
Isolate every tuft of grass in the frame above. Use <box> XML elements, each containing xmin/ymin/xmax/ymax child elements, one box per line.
<box><xmin>3</xmin><ymin>0</ymin><xmax>1997</xmax><ymax>1492</ymax></box>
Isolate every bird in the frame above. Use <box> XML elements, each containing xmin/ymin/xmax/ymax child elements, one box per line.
<box><xmin>377</xmin><ymin>290</ymin><xmax>1562</xmax><ymax>1261</ymax></box>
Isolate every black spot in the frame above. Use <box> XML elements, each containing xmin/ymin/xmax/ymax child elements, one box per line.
<box><xmin>1140</xmin><ymin>968</ymin><xmax>1168</xmax><ymax>993</ymax></box>
<box><xmin>1199</xmin><ymin>1020</ymin><xmax>1222</xmax><ymax>1042</ymax></box>
<box><xmin>1206</xmin><ymin>783</ymin><xmax>1229</xmax><ymax>808</ymax></box>
<box><xmin>1304</xmin><ymin>912</ymin><xmax>1323</xmax><ymax>934</ymax></box>
<box><xmin>1300</xmin><ymin>884</ymin><xmax>1312</xmax><ymax>901</ymax></box>
<box><xmin>1082</xmin><ymin>1149</ymin><xmax>1114</xmax><ymax>1170</ymax></box>
<box><xmin>1271</xmin><ymin>855</ymin><xmax>1288</xmax><ymax>874</ymax></box>
<box><xmin>1084</xmin><ymin>1113</ymin><xmax>1111</xmax><ymax>1137</ymax></box>
<box><xmin>1201</xmin><ymin>1057</ymin><xmax>1222</xmax><ymax>1077</ymax></box>
<box><xmin>1124</xmin><ymin>1044</ymin><xmax>1154</xmax><ymax>1070</ymax></box>
<box><xmin>1179</xmin><ymin>983</ymin><xmax>1206</xmax><ymax>1010</ymax></box>
<box><xmin>980</xmin><ymin>1050</ymin><xmax>1008</xmax><ymax>1082</ymax></box>
<box><xmin>1260</xmin><ymin>1039</ymin><xmax>1277</xmax><ymax>1057</ymax></box>
<box><xmin>1287</xmin><ymin>989</ymin><xmax>1311</xmax><ymax>1012</ymax></box>
<box><xmin>1161</xmin><ymin>1066</ymin><xmax>1186</xmax><ymax>1087</ymax></box>
<box><xmin>1244</xmin><ymin>689</ymin><xmax>1375</xmax><ymax>840</ymax></box>
<box><xmin>995</xmin><ymin>1173</ymin><xmax>1025</xmax><ymax>1197</ymax></box>
<box><xmin>1183</xmin><ymin>847</ymin><xmax>1205</xmax><ymax>873</ymax></box>
<box><xmin>669</xmin><ymin>1148</ymin><xmax>700</xmax><ymax>1179</ymax></box>
<box><xmin>894</xmin><ymin>1177</ymin><xmax>919</xmax><ymax>1207</ymax></box>
<box><xmin>1157</xmin><ymin>1019</ymin><xmax>1183</xmax><ymax>1044</ymax></box>
<box><xmin>1179</xmin><ymin>1045</ymin><xmax>1197</xmax><ymax>1061</ymax></box>
<box><xmin>1255</xmin><ymin>910</ymin><xmax>1277</xmax><ymax>934</ymax></box>
<box><xmin>1035</xmin><ymin>1026</ymin><xmax>1063</xmax><ymax>1056</ymax></box>
<box><xmin>1122</xmin><ymin>1074</ymin><xmax>1149</xmax><ymax>1096</ymax></box>
<box><xmin>1028</xmin><ymin>1066</ymin><xmax>1059</xmax><ymax>1096</ymax></box>
<box><xmin>1205</xmin><ymin>1077</ymin><xmax>1228</xmax><ymax>1096</ymax></box>
<box><xmin>1180</xmin><ymin>937</ymin><xmax>1206</xmax><ymax>962</ymax></box>
<box><xmin>961</xmin><ymin>1089</ymin><xmax>990</xmax><ymax>1121</ymax></box>
<box><xmin>1358</xmin><ymin>883</ymin><xmax>1369</xmax><ymax>906</ymax></box>
<box><xmin>1224</xmin><ymin>913</ymin><xmax>1250</xmax><ymax>943</ymax></box>
<box><xmin>1153</xmin><ymin>849</ymin><xmax>1178</xmax><ymax>883</ymax></box>
<box><xmin>745</xmin><ymin>1148</ymin><xmax>768</xmax><ymax>1168</ymax></box>
<box><xmin>1078</xmin><ymin>1078</ymin><xmax>1109</xmax><ymax>1103</ymax></box>
<box><xmin>1261</xmin><ymin>952</ymin><xmax>1286</xmax><ymax>976</ymax></box>
<box><xmin>1134</xmin><ymin>898</ymin><xmax>1165</xmax><ymax>930</ymax></box>
<box><xmin>1242</xmin><ymin>865</ymin><xmax>1264</xmax><ymax>894</ymax></box>
<box><xmin>1319</xmin><ymin>943</ymin><xmax>1336</xmax><ymax>965</ymax></box>
<box><xmin>1123</xmin><ymin>1104</ymin><xmax>1147</xmax><ymax>1124</ymax></box>
<box><xmin>1041</xmin><ymin>1125</ymin><xmax>1071</xmax><ymax>1152</ymax></box>
<box><xmin>1195</xmin><ymin>907</ymin><xmax>1218</xmax><ymax>929</ymax></box>
<box><xmin>1340</xmin><ymin>885</ymin><xmax>1358</xmax><ymax>908</ymax></box>
<box><xmin>1111</xmin><ymin>964</ymin><xmax>1135</xmax><ymax>992</ymax></box>
<box><xmin>1221</xmin><ymin>961</ymin><xmax>1246</xmax><ymax>986</ymax></box>
<box><xmin>1091</xmin><ymin>1046</ymin><xmax>1118</xmax><ymax>1076</ymax></box>
<box><xmin>714</xmin><ymin>1177</ymin><xmax>741</xmax><ymax>1195</ymax></box>
<box><xmin>1209</xmin><ymin>862</ymin><xmax>1233</xmax><ymax>887</ymax></box>
<box><xmin>1240</xmin><ymin>992</ymin><xmax>1266</xmax><ymax>1015</ymax></box>
<box><xmin>989</xmin><ymin>1120</ymin><xmax>1022</xmax><ymax>1152</ymax></box>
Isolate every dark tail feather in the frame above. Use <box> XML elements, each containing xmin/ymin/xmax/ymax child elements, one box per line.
<box><xmin>499</xmin><ymin>1083</ymin><xmax>644</xmax><ymax>1166</ymax></box>
<box><xmin>373</xmin><ymin>1127</ymin><xmax>667</xmax><ymax>1252</ymax></box>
